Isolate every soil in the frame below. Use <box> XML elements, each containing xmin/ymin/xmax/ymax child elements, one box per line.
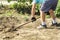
<box><xmin>0</xmin><ymin>8</ymin><xmax>60</xmax><ymax>40</ymax></box>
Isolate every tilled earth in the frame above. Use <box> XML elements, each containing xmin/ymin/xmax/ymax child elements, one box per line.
<box><xmin>0</xmin><ymin>16</ymin><xmax>60</xmax><ymax>40</ymax></box>
<box><xmin>0</xmin><ymin>8</ymin><xmax>60</xmax><ymax>40</ymax></box>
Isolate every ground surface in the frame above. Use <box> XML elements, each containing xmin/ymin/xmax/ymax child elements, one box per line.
<box><xmin>0</xmin><ymin>8</ymin><xmax>60</xmax><ymax>40</ymax></box>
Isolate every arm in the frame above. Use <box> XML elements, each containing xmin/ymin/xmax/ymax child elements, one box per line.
<box><xmin>31</xmin><ymin>4</ymin><xmax>36</xmax><ymax>22</ymax></box>
<box><xmin>31</xmin><ymin>4</ymin><xmax>36</xmax><ymax>17</ymax></box>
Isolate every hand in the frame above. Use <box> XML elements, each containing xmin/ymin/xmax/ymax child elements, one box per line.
<box><xmin>31</xmin><ymin>17</ymin><xmax>36</xmax><ymax>22</ymax></box>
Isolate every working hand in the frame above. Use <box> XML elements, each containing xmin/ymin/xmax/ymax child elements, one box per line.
<box><xmin>31</xmin><ymin>17</ymin><xmax>36</xmax><ymax>22</ymax></box>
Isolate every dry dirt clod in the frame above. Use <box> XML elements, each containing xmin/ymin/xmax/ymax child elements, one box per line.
<box><xmin>16</xmin><ymin>33</ymin><xmax>19</xmax><ymax>36</ymax></box>
<box><xmin>3</xmin><ymin>36</ymin><xmax>15</xmax><ymax>40</ymax></box>
<box><xmin>0</xmin><ymin>29</ymin><xmax>3</xmax><ymax>31</ymax></box>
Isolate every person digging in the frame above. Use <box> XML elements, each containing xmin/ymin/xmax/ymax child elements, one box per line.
<box><xmin>31</xmin><ymin>0</ymin><xmax>59</xmax><ymax>28</ymax></box>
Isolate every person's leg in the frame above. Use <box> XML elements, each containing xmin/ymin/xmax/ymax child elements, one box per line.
<box><xmin>49</xmin><ymin>9</ymin><xmax>57</xmax><ymax>25</ymax></box>
<box><xmin>40</xmin><ymin>10</ymin><xmax>46</xmax><ymax>25</ymax></box>
<box><xmin>48</xmin><ymin>0</ymin><xmax>58</xmax><ymax>26</ymax></box>
<box><xmin>37</xmin><ymin>0</ymin><xmax>51</xmax><ymax>28</ymax></box>
<box><xmin>37</xmin><ymin>10</ymin><xmax>47</xmax><ymax>29</ymax></box>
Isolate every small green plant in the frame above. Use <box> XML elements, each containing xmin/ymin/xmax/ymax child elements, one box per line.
<box><xmin>0</xmin><ymin>3</ymin><xmax>3</xmax><ymax>8</ymax></box>
<box><xmin>7</xmin><ymin>0</ymin><xmax>12</xmax><ymax>2</ymax></box>
<box><xmin>55</xmin><ymin>7</ymin><xmax>60</xmax><ymax>17</ymax></box>
<box><xmin>9</xmin><ymin>3</ymin><xmax>18</xmax><ymax>9</ymax></box>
